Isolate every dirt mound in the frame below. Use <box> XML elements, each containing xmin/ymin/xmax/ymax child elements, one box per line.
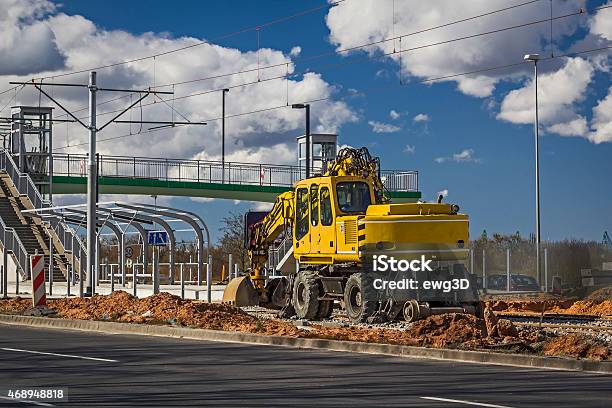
<box><xmin>409</xmin><ymin>313</ymin><xmax>489</xmax><ymax>348</ymax></box>
<box><xmin>47</xmin><ymin>291</ymin><xmax>303</xmax><ymax>336</ymax></box>
<box><xmin>550</xmin><ymin>300</ymin><xmax>612</xmax><ymax>316</ymax></box>
<box><xmin>543</xmin><ymin>334</ymin><xmax>610</xmax><ymax>360</ymax></box>
<box><xmin>487</xmin><ymin>299</ymin><xmax>574</xmax><ymax>313</ymax></box>
<box><xmin>587</xmin><ymin>287</ymin><xmax>612</xmax><ymax>302</ymax></box>
<box><xmin>0</xmin><ymin>296</ymin><xmax>31</xmax><ymax>313</ymax></box>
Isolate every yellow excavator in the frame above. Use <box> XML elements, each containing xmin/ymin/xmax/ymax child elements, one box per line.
<box><xmin>223</xmin><ymin>147</ymin><xmax>481</xmax><ymax>323</ymax></box>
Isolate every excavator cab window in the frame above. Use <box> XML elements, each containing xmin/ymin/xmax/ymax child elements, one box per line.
<box><xmin>320</xmin><ymin>187</ymin><xmax>332</xmax><ymax>226</ymax></box>
<box><xmin>336</xmin><ymin>181</ymin><xmax>371</xmax><ymax>214</ymax></box>
<box><xmin>310</xmin><ymin>184</ymin><xmax>319</xmax><ymax>226</ymax></box>
<box><xmin>295</xmin><ymin>187</ymin><xmax>309</xmax><ymax>240</ymax></box>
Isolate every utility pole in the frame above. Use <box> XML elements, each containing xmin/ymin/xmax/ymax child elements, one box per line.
<box><xmin>222</xmin><ymin>88</ymin><xmax>229</xmax><ymax>183</ymax></box>
<box><xmin>524</xmin><ymin>53</ymin><xmax>542</xmax><ymax>285</ymax></box>
<box><xmin>86</xmin><ymin>71</ymin><xmax>97</xmax><ymax>296</ymax></box>
<box><xmin>9</xmin><ymin>75</ymin><xmax>204</xmax><ymax>297</ymax></box>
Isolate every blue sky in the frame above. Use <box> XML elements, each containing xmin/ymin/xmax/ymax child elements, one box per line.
<box><xmin>1</xmin><ymin>0</ymin><xmax>611</xmax><ymax>244</ymax></box>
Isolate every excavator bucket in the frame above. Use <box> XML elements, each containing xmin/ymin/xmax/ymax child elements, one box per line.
<box><xmin>222</xmin><ymin>276</ymin><xmax>260</xmax><ymax>307</ymax></box>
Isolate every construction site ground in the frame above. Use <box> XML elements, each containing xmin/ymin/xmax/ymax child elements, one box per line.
<box><xmin>2</xmin><ymin>286</ymin><xmax>612</xmax><ymax>362</ymax></box>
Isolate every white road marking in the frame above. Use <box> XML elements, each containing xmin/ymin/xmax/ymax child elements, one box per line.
<box><xmin>0</xmin><ymin>395</ymin><xmax>55</xmax><ymax>406</ymax></box>
<box><xmin>1</xmin><ymin>347</ymin><xmax>118</xmax><ymax>362</ymax></box>
<box><xmin>420</xmin><ymin>396</ymin><xmax>515</xmax><ymax>408</ymax></box>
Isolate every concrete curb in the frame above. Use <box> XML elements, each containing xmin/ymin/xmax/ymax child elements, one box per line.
<box><xmin>1</xmin><ymin>313</ymin><xmax>611</xmax><ymax>374</ymax></box>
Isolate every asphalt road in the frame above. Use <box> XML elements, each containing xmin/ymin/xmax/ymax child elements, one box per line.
<box><xmin>0</xmin><ymin>324</ymin><xmax>610</xmax><ymax>407</ymax></box>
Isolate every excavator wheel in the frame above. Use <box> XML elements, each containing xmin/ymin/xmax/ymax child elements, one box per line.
<box><xmin>344</xmin><ymin>273</ymin><xmax>378</xmax><ymax>323</ymax></box>
<box><xmin>317</xmin><ymin>300</ymin><xmax>334</xmax><ymax>319</ymax></box>
<box><xmin>292</xmin><ymin>270</ymin><xmax>320</xmax><ymax>319</ymax></box>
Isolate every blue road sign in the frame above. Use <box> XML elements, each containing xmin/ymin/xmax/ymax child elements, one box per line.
<box><xmin>148</xmin><ymin>231</ymin><xmax>169</xmax><ymax>246</ymax></box>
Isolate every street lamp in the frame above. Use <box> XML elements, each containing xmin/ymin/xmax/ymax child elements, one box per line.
<box><xmin>222</xmin><ymin>88</ymin><xmax>229</xmax><ymax>183</ymax></box>
<box><xmin>292</xmin><ymin>103</ymin><xmax>311</xmax><ymax>178</ymax></box>
<box><xmin>524</xmin><ymin>53</ymin><xmax>542</xmax><ymax>288</ymax></box>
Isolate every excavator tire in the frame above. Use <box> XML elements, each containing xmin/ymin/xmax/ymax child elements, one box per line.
<box><xmin>317</xmin><ymin>300</ymin><xmax>334</xmax><ymax>319</ymax></box>
<box><xmin>344</xmin><ymin>273</ymin><xmax>378</xmax><ymax>323</ymax></box>
<box><xmin>292</xmin><ymin>270</ymin><xmax>320</xmax><ymax>320</ymax></box>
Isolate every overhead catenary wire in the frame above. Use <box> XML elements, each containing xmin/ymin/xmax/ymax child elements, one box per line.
<box><xmin>30</xmin><ymin>0</ymin><xmax>346</xmax><ymax>82</ymax></box>
<box><xmin>62</xmin><ymin>3</ymin><xmax>612</xmax><ymax>123</ymax></box>
<box><xmin>51</xmin><ymin>44</ymin><xmax>612</xmax><ymax>152</ymax></box>
<box><xmin>52</xmin><ymin>0</ymin><xmax>552</xmax><ymax>121</ymax></box>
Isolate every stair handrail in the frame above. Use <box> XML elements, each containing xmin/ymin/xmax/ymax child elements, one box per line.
<box><xmin>0</xmin><ymin>216</ymin><xmax>29</xmax><ymax>279</ymax></box>
<box><xmin>268</xmin><ymin>232</ymin><xmax>293</xmax><ymax>271</ymax></box>
<box><xmin>0</xmin><ymin>149</ymin><xmax>87</xmax><ymax>276</ymax></box>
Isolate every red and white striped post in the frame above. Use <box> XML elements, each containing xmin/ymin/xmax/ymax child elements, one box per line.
<box><xmin>30</xmin><ymin>255</ymin><xmax>46</xmax><ymax>307</ymax></box>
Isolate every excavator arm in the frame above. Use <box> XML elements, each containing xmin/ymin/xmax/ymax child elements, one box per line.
<box><xmin>222</xmin><ymin>190</ymin><xmax>294</xmax><ymax>306</ymax></box>
<box><xmin>247</xmin><ymin>190</ymin><xmax>294</xmax><ymax>286</ymax></box>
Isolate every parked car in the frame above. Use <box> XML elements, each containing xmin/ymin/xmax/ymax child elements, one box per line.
<box><xmin>485</xmin><ymin>274</ymin><xmax>541</xmax><ymax>292</ymax></box>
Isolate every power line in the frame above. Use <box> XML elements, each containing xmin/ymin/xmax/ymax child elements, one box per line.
<box><xmin>53</xmin><ymin>0</ymin><xmax>549</xmax><ymax>119</ymax></box>
<box><xmin>52</xmin><ymin>44</ymin><xmax>612</xmax><ymax>152</ymax></box>
<box><xmin>64</xmin><ymin>3</ymin><xmax>612</xmax><ymax>123</ymax></box>
<box><xmin>153</xmin><ymin>0</ymin><xmax>548</xmax><ymax>89</ymax></box>
<box><xmin>32</xmin><ymin>0</ymin><xmax>346</xmax><ymax>82</ymax></box>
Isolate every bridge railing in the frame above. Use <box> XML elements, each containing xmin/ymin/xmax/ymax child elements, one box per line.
<box><xmin>52</xmin><ymin>153</ymin><xmax>419</xmax><ymax>192</ymax></box>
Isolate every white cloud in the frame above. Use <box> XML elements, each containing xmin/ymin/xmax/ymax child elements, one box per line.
<box><xmin>435</xmin><ymin>148</ymin><xmax>480</xmax><ymax>163</ymax></box>
<box><xmin>0</xmin><ymin>1</ymin><xmax>355</xmax><ymax>162</ymax></box>
<box><xmin>326</xmin><ymin>0</ymin><xmax>584</xmax><ymax>98</ymax></box>
<box><xmin>325</xmin><ymin>0</ymin><xmax>612</xmax><ymax>143</ymax></box>
<box><xmin>413</xmin><ymin>113</ymin><xmax>429</xmax><ymax>123</ymax></box>
<box><xmin>368</xmin><ymin>120</ymin><xmax>400</xmax><ymax>133</ymax></box>
<box><xmin>591</xmin><ymin>2</ymin><xmax>612</xmax><ymax>41</ymax></box>
<box><xmin>498</xmin><ymin>58</ymin><xmax>594</xmax><ymax>127</ymax></box>
<box><xmin>403</xmin><ymin>144</ymin><xmax>415</xmax><ymax>154</ymax></box>
<box><xmin>546</xmin><ymin>117</ymin><xmax>588</xmax><ymax>137</ymax></box>
<box><xmin>0</xmin><ymin>0</ymin><xmax>65</xmax><ymax>75</ymax></box>
<box><xmin>437</xmin><ymin>189</ymin><xmax>449</xmax><ymax>198</ymax></box>
<box><xmin>289</xmin><ymin>46</ymin><xmax>301</xmax><ymax>57</ymax></box>
<box><xmin>389</xmin><ymin>109</ymin><xmax>400</xmax><ymax>120</ymax></box>
<box><xmin>589</xmin><ymin>86</ymin><xmax>612</xmax><ymax>144</ymax></box>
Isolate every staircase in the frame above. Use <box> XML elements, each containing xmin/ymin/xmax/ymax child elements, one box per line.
<box><xmin>0</xmin><ymin>177</ymin><xmax>68</xmax><ymax>282</ymax></box>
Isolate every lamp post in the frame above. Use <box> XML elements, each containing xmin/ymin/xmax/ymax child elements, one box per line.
<box><xmin>221</xmin><ymin>88</ymin><xmax>229</xmax><ymax>183</ymax></box>
<box><xmin>292</xmin><ymin>103</ymin><xmax>311</xmax><ymax>178</ymax></box>
<box><xmin>524</xmin><ymin>53</ymin><xmax>542</xmax><ymax>287</ymax></box>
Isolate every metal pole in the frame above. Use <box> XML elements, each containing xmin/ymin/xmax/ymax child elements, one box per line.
<box><xmin>110</xmin><ymin>263</ymin><xmax>114</xmax><ymax>293</ymax></box>
<box><xmin>133</xmin><ymin>263</ymin><xmax>137</xmax><ymax>297</ymax></box>
<box><xmin>228</xmin><ymin>253</ymin><xmax>233</xmax><ymax>280</ymax></box>
<box><xmin>482</xmin><ymin>249</ymin><xmax>486</xmax><ymax>290</ymax></box>
<box><xmin>470</xmin><ymin>249</ymin><xmax>474</xmax><ymax>274</ymax></box>
<box><xmin>48</xmin><ymin>233</ymin><xmax>53</xmax><ymax>296</ymax></box>
<box><xmin>1</xmin><ymin>265</ymin><xmax>6</xmax><ymax>299</ymax></box>
<box><xmin>153</xmin><ymin>245</ymin><xmax>159</xmax><ymax>294</ymax></box>
<box><xmin>207</xmin><ymin>254</ymin><xmax>212</xmax><ymax>302</ymax></box>
<box><xmin>86</xmin><ymin>71</ymin><xmax>97</xmax><ymax>296</ymax></box>
<box><xmin>544</xmin><ymin>247</ymin><xmax>548</xmax><ymax>292</ymax></box>
<box><xmin>506</xmin><ymin>248</ymin><xmax>511</xmax><ymax>292</ymax></box>
<box><xmin>180</xmin><ymin>263</ymin><xmax>184</xmax><ymax>299</ymax></box>
<box><xmin>3</xmin><ymin>243</ymin><xmax>8</xmax><ymax>298</ymax></box>
<box><xmin>66</xmin><ymin>263</ymin><xmax>71</xmax><ymax>297</ymax></box>
<box><xmin>221</xmin><ymin>89</ymin><xmax>228</xmax><ymax>183</ymax></box>
<box><xmin>534</xmin><ymin>60</ymin><xmax>542</xmax><ymax>287</ymax></box>
<box><xmin>120</xmin><ymin>235</ymin><xmax>126</xmax><ymax>286</ymax></box>
<box><xmin>305</xmin><ymin>104</ymin><xmax>311</xmax><ymax>178</ymax></box>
